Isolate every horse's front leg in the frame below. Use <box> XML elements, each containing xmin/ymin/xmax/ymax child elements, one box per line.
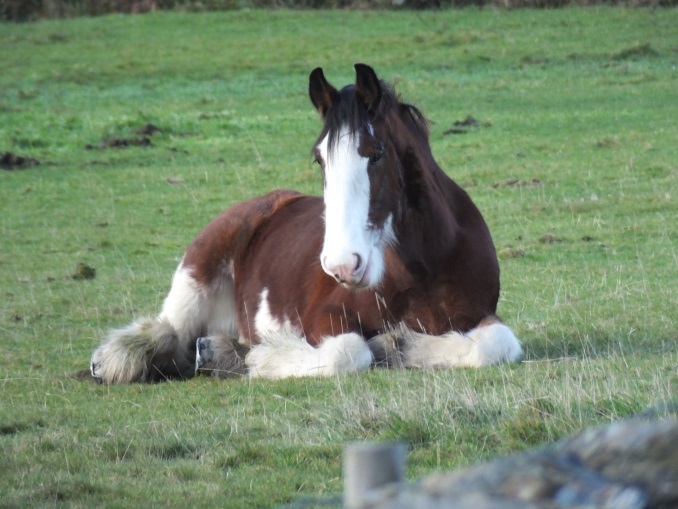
<box><xmin>368</xmin><ymin>318</ymin><xmax>522</xmax><ymax>370</ymax></box>
<box><xmin>245</xmin><ymin>328</ymin><xmax>373</xmax><ymax>379</ymax></box>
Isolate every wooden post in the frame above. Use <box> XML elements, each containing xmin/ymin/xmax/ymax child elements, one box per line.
<box><xmin>343</xmin><ymin>442</ymin><xmax>406</xmax><ymax>508</ymax></box>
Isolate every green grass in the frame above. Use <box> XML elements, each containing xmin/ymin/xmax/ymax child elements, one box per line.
<box><xmin>1</xmin><ymin>7</ymin><xmax>677</xmax><ymax>508</ymax></box>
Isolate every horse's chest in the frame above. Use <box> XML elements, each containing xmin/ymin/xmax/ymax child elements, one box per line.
<box><xmin>240</xmin><ymin>283</ymin><xmax>389</xmax><ymax>345</ymax></box>
<box><xmin>400</xmin><ymin>287</ymin><xmax>483</xmax><ymax>334</ymax></box>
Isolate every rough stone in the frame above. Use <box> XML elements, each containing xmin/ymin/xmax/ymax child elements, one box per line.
<box><xmin>357</xmin><ymin>418</ymin><xmax>678</xmax><ymax>509</ymax></box>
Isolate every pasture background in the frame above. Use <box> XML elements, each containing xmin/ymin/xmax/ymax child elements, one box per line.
<box><xmin>1</xmin><ymin>7</ymin><xmax>677</xmax><ymax>508</ymax></box>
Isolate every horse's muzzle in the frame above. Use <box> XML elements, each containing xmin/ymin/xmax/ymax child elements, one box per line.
<box><xmin>323</xmin><ymin>252</ymin><xmax>368</xmax><ymax>289</ymax></box>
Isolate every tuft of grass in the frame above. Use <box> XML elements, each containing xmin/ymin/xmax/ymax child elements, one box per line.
<box><xmin>500</xmin><ymin>398</ymin><xmax>559</xmax><ymax>448</ymax></box>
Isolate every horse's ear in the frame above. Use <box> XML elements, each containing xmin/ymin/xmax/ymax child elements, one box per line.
<box><xmin>309</xmin><ymin>67</ymin><xmax>339</xmax><ymax>118</ymax></box>
<box><xmin>354</xmin><ymin>63</ymin><xmax>382</xmax><ymax>116</ymax></box>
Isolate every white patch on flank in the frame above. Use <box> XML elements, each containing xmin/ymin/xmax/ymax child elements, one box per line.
<box><xmin>206</xmin><ymin>272</ymin><xmax>238</xmax><ymax>338</ymax></box>
<box><xmin>402</xmin><ymin>322</ymin><xmax>523</xmax><ymax>369</ymax></box>
<box><xmin>246</xmin><ymin>329</ymin><xmax>373</xmax><ymax>379</ymax></box>
<box><xmin>159</xmin><ymin>259</ymin><xmax>238</xmax><ymax>340</ymax></box>
<box><xmin>316</xmin><ymin>126</ymin><xmax>394</xmax><ymax>289</ymax></box>
<box><xmin>159</xmin><ymin>261</ymin><xmax>209</xmax><ymax>340</ymax></box>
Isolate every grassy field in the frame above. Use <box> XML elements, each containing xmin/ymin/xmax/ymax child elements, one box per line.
<box><xmin>1</xmin><ymin>7</ymin><xmax>677</xmax><ymax>508</ymax></box>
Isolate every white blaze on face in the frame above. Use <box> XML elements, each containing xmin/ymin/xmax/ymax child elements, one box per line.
<box><xmin>317</xmin><ymin>125</ymin><xmax>392</xmax><ymax>289</ymax></box>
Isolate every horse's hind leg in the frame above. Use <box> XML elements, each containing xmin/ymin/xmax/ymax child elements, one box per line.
<box><xmin>91</xmin><ymin>261</ymin><xmax>223</xmax><ymax>383</ymax></box>
<box><xmin>90</xmin><ymin>316</ymin><xmax>193</xmax><ymax>383</ymax></box>
<box><xmin>191</xmin><ymin>262</ymin><xmax>249</xmax><ymax>378</ymax></box>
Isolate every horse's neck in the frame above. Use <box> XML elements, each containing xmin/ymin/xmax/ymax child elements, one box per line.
<box><xmin>394</xmin><ymin>153</ymin><xmax>459</xmax><ymax>279</ymax></box>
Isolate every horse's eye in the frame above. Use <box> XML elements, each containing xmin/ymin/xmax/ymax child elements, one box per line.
<box><xmin>369</xmin><ymin>152</ymin><xmax>383</xmax><ymax>165</ymax></box>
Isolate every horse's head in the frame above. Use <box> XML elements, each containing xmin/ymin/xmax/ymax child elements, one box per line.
<box><xmin>309</xmin><ymin>64</ymin><xmax>426</xmax><ymax>290</ymax></box>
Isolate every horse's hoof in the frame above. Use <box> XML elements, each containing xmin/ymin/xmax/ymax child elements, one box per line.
<box><xmin>90</xmin><ymin>361</ymin><xmax>103</xmax><ymax>384</ymax></box>
<box><xmin>195</xmin><ymin>337</ymin><xmax>214</xmax><ymax>374</ymax></box>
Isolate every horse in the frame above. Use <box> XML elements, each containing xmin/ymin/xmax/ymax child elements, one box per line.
<box><xmin>90</xmin><ymin>64</ymin><xmax>523</xmax><ymax>383</ymax></box>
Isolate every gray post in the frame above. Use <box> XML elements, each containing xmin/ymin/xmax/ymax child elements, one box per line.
<box><xmin>343</xmin><ymin>442</ymin><xmax>406</xmax><ymax>508</ymax></box>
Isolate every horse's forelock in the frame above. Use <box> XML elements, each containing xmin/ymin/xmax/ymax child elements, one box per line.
<box><xmin>321</xmin><ymin>86</ymin><xmax>368</xmax><ymax>153</ymax></box>
<box><xmin>320</xmin><ymin>82</ymin><xmax>405</xmax><ymax>149</ymax></box>
<box><xmin>323</xmin><ymin>84</ymin><xmax>430</xmax><ymax>151</ymax></box>
<box><xmin>314</xmin><ymin>80</ymin><xmax>432</xmax><ymax>220</ymax></box>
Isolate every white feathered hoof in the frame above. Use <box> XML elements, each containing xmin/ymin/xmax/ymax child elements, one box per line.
<box><xmin>195</xmin><ymin>337</ymin><xmax>214</xmax><ymax>374</ymax></box>
<box><xmin>400</xmin><ymin>321</ymin><xmax>523</xmax><ymax>370</ymax></box>
<box><xmin>195</xmin><ymin>335</ymin><xmax>249</xmax><ymax>379</ymax></box>
<box><xmin>90</xmin><ymin>318</ymin><xmax>194</xmax><ymax>383</ymax></box>
<box><xmin>90</xmin><ymin>319</ymin><xmax>156</xmax><ymax>384</ymax></box>
<box><xmin>90</xmin><ymin>358</ymin><xmax>104</xmax><ymax>384</ymax></box>
<box><xmin>467</xmin><ymin>322</ymin><xmax>523</xmax><ymax>367</ymax></box>
<box><xmin>246</xmin><ymin>330</ymin><xmax>373</xmax><ymax>379</ymax></box>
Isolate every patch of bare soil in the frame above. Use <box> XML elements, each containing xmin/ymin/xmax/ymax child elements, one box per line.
<box><xmin>136</xmin><ymin>123</ymin><xmax>161</xmax><ymax>136</ymax></box>
<box><xmin>539</xmin><ymin>234</ymin><xmax>563</xmax><ymax>244</ymax></box>
<box><xmin>86</xmin><ymin>137</ymin><xmax>151</xmax><ymax>150</ymax></box>
<box><xmin>71</xmin><ymin>262</ymin><xmax>96</xmax><ymax>280</ymax></box>
<box><xmin>86</xmin><ymin>123</ymin><xmax>161</xmax><ymax>150</ymax></box>
<box><xmin>492</xmin><ymin>178</ymin><xmax>543</xmax><ymax>188</ymax></box>
<box><xmin>1</xmin><ymin>151</ymin><xmax>39</xmax><ymax>170</ymax></box>
<box><xmin>443</xmin><ymin>115</ymin><xmax>490</xmax><ymax>135</ymax></box>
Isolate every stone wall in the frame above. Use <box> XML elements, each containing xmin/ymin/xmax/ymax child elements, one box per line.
<box><xmin>356</xmin><ymin>418</ymin><xmax>678</xmax><ymax>509</ymax></box>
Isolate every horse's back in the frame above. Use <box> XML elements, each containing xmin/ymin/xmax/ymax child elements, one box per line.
<box><xmin>183</xmin><ymin>190</ymin><xmax>309</xmax><ymax>287</ymax></box>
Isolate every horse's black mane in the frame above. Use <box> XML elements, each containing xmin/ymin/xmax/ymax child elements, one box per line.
<box><xmin>322</xmin><ymin>80</ymin><xmax>430</xmax><ymax>151</ymax></box>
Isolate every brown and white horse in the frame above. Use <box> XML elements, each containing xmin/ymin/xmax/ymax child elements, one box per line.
<box><xmin>90</xmin><ymin>64</ymin><xmax>522</xmax><ymax>383</ymax></box>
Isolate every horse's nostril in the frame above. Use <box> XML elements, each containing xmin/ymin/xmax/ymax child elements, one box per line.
<box><xmin>354</xmin><ymin>253</ymin><xmax>362</xmax><ymax>271</ymax></box>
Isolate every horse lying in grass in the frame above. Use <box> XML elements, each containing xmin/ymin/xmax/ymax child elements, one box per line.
<box><xmin>90</xmin><ymin>64</ymin><xmax>523</xmax><ymax>383</ymax></box>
